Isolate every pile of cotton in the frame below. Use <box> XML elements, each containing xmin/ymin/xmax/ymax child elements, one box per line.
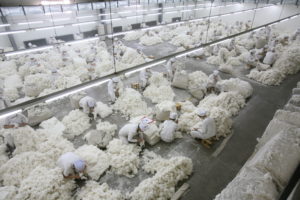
<box><xmin>16</xmin><ymin>167</ymin><xmax>75</xmax><ymax>200</ymax></box>
<box><xmin>0</xmin><ymin>151</ymin><xmax>51</xmax><ymax>186</ymax></box>
<box><xmin>273</xmin><ymin>45</ymin><xmax>300</xmax><ymax>75</ymax></box>
<box><xmin>4</xmin><ymin>75</ymin><xmax>22</xmax><ymax>89</ymax></box>
<box><xmin>84</xmin><ymin>120</ymin><xmax>117</xmax><ymax>148</ymax></box>
<box><xmin>188</xmin><ymin>71</ymin><xmax>209</xmax><ymax>100</ymax></box>
<box><xmin>54</xmin><ymin>76</ymin><xmax>82</xmax><ymax>90</ymax></box>
<box><xmin>198</xmin><ymin>92</ymin><xmax>246</xmax><ymax>117</ymax></box>
<box><xmin>178</xmin><ymin>100</ymin><xmax>196</xmax><ymax>113</ymax></box>
<box><xmin>170</xmin><ymin>34</ymin><xmax>194</xmax><ymax>48</ymax></box>
<box><xmin>143</xmin><ymin>72</ymin><xmax>175</xmax><ymax>103</ymax></box>
<box><xmin>158</xmin><ymin>30</ymin><xmax>173</xmax><ymax>41</ymax></box>
<box><xmin>74</xmin><ymin>145</ymin><xmax>109</xmax><ymax>180</ymax></box>
<box><xmin>177</xmin><ymin>111</ymin><xmax>199</xmax><ymax>132</ymax></box>
<box><xmin>39</xmin><ymin>117</ymin><xmax>66</xmax><ymax>135</ymax></box>
<box><xmin>26</xmin><ymin>103</ymin><xmax>53</xmax><ymax>126</ymax></box>
<box><xmin>11</xmin><ymin>96</ymin><xmax>33</xmax><ymax>106</ymax></box>
<box><xmin>217</xmin><ymin>78</ymin><xmax>253</xmax><ymax>99</ymax></box>
<box><xmin>116</xmin><ymin>48</ymin><xmax>145</xmax><ymax>71</ymax></box>
<box><xmin>0</xmin><ymin>186</ymin><xmax>18</xmax><ymax>200</ymax></box>
<box><xmin>93</xmin><ymin>101</ymin><xmax>113</xmax><ymax>119</ymax></box>
<box><xmin>214</xmin><ymin>167</ymin><xmax>279</xmax><ymax>200</ymax></box>
<box><xmin>247</xmin><ymin>69</ymin><xmax>285</xmax><ymax>86</ymax></box>
<box><xmin>123</xmin><ymin>30</ymin><xmax>145</xmax><ymax>41</ymax></box>
<box><xmin>0</xmin><ymin>61</ymin><xmax>17</xmax><ymax>78</ymax></box>
<box><xmin>155</xmin><ymin>101</ymin><xmax>176</xmax><ymax>121</ymax></box>
<box><xmin>24</xmin><ymin>74</ymin><xmax>52</xmax><ymax>97</ymax></box>
<box><xmin>114</xmin><ymin>88</ymin><xmax>152</xmax><ymax>118</ymax></box>
<box><xmin>0</xmin><ymin>126</ymin><xmax>45</xmax><ymax>156</ymax></box>
<box><xmin>62</xmin><ymin>109</ymin><xmax>91</xmax><ymax>139</ymax></box>
<box><xmin>129</xmin><ymin>151</ymin><xmax>193</xmax><ymax>200</ymax></box>
<box><xmin>207</xmin><ymin>56</ymin><xmax>221</xmax><ymax>65</ymax></box>
<box><xmin>248</xmin><ymin>128</ymin><xmax>300</xmax><ymax>187</ymax></box>
<box><xmin>106</xmin><ymin>139</ymin><xmax>141</xmax><ymax>177</ymax></box>
<box><xmin>3</xmin><ymin>87</ymin><xmax>19</xmax><ymax>102</ymax></box>
<box><xmin>140</xmin><ymin>34</ymin><xmax>163</xmax><ymax>46</ymax></box>
<box><xmin>75</xmin><ymin>181</ymin><xmax>124</xmax><ymax>200</ymax></box>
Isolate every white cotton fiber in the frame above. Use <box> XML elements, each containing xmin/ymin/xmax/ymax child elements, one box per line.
<box><xmin>218</xmin><ymin>63</ymin><xmax>233</xmax><ymax>74</ymax></box>
<box><xmin>217</xmin><ymin>78</ymin><xmax>253</xmax><ymax>99</ymax></box>
<box><xmin>4</xmin><ymin>75</ymin><xmax>22</xmax><ymax>89</ymax></box>
<box><xmin>247</xmin><ymin>69</ymin><xmax>285</xmax><ymax>86</ymax></box>
<box><xmin>75</xmin><ymin>145</ymin><xmax>109</xmax><ymax>180</ymax></box>
<box><xmin>114</xmin><ymin>88</ymin><xmax>152</xmax><ymax>118</ymax></box>
<box><xmin>26</xmin><ymin>103</ymin><xmax>53</xmax><ymax>126</ymax></box>
<box><xmin>130</xmin><ymin>151</ymin><xmax>193</xmax><ymax>200</ymax></box>
<box><xmin>188</xmin><ymin>71</ymin><xmax>209</xmax><ymax>100</ymax></box>
<box><xmin>172</xmin><ymin>70</ymin><xmax>189</xmax><ymax>89</ymax></box>
<box><xmin>75</xmin><ymin>181</ymin><xmax>124</xmax><ymax>200</ymax></box>
<box><xmin>198</xmin><ymin>92</ymin><xmax>246</xmax><ymax>117</ymax></box>
<box><xmin>3</xmin><ymin>87</ymin><xmax>19</xmax><ymax>102</ymax></box>
<box><xmin>178</xmin><ymin>111</ymin><xmax>199</xmax><ymax>132</ymax></box>
<box><xmin>155</xmin><ymin>101</ymin><xmax>176</xmax><ymax>121</ymax></box>
<box><xmin>96</xmin><ymin>120</ymin><xmax>117</xmax><ymax>136</ymax></box>
<box><xmin>140</xmin><ymin>34</ymin><xmax>163</xmax><ymax>46</ymax></box>
<box><xmin>0</xmin><ymin>61</ymin><xmax>17</xmax><ymax>79</ymax></box>
<box><xmin>123</xmin><ymin>30</ymin><xmax>145</xmax><ymax>41</ymax></box>
<box><xmin>24</xmin><ymin>74</ymin><xmax>52</xmax><ymax>97</ymax></box>
<box><xmin>62</xmin><ymin>109</ymin><xmax>91</xmax><ymax>139</ymax></box>
<box><xmin>55</xmin><ymin>76</ymin><xmax>82</xmax><ymax>90</ymax></box>
<box><xmin>106</xmin><ymin>139</ymin><xmax>141</xmax><ymax>178</ymax></box>
<box><xmin>16</xmin><ymin>167</ymin><xmax>75</xmax><ymax>200</ymax></box>
<box><xmin>170</xmin><ymin>34</ymin><xmax>194</xmax><ymax>48</ymax></box>
<box><xmin>248</xmin><ymin>128</ymin><xmax>300</xmax><ymax>187</ymax></box>
<box><xmin>93</xmin><ymin>101</ymin><xmax>113</xmax><ymax>119</ymax></box>
<box><xmin>208</xmin><ymin>107</ymin><xmax>233</xmax><ymax>138</ymax></box>
<box><xmin>273</xmin><ymin>45</ymin><xmax>300</xmax><ymax>75</ymax></box>
<box><xmin>214</xmin><ymin>167</ymin><xmax>279</xmax><ymax>200</ymax></box>
<box><xmin>39</xmin><ymin>117</ymin><xmax>66</xmax><ymax>135</ymax></box>
<box><xmin>207</xmin><ymin>56</ymin><xmax>221</xmax><ymax>65</ymax></box>
<box><xmin>0</xmin><ymin>186</ymin><xmax>18</xmax><ymax>200</ymax></box>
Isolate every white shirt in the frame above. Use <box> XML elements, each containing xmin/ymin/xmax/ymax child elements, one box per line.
<box><xmin>119</xmin><ymin>123</ymin><xmax>142</xmax><ymax>143</ymax></box>
<box><xmin>160</xmin><ymin>120</ymin><xmax>177</xmax><ymax>143</ymax></box>
<box><xmin>107</xmin><ymin>80</ymin><xmax>115</xmax><ymax>101</ymax></box>
<box><xmin>57</xmin><ymin>152</ymin><xmax>81</xmax><ymax>177</ymax></box>
<box><xmin>79</xmin><ymin>96</ymin><xmax>96</xmax><ymax>113</ymax></box>
<box><xmin>263</xmin><ymin>52</ymin><xmax>277</xmax><ymax>65</ymax></box>
<box><xmin>197</xmin><ymin>117</ymin><xmax>216</xmax><ymax>140</ymax></box>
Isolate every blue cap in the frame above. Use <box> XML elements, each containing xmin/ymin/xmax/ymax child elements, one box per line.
<box><xmin>74</xmin><ymin>160</ymin><xmax>86</xmax><ymax>172</ymax></box>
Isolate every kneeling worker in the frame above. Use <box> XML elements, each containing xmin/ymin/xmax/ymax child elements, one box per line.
<box><xmin>159</xmin><ymin>112</ymin><xmax>178</xmax><ymax>143</ymax></box>
<box><xmin>57</xmin><ymin>152</ymin><xmax>87</xmax><ymax>179</ymax></box>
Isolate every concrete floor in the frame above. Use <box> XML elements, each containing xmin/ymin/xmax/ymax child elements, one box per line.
<box><xmin>44</xmin><ymin>46</ymin><xmax>300</xmax><ymax>199</ymax></box>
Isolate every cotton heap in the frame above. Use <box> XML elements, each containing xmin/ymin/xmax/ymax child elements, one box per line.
<box><xmin>217</xmin><ymin>78</ymin><xmax>253</xmax><ymax>98</ymax></box>
<box><xmin>62</xmin><ymin>109</ymin><xmax>91</xmax><ymax>139</ymax></box>
<box><xmin>143</xmin><ymin>72</ymin><xmax>175</xmax><ymax>103</ymax></box>
<box><xmin>140</xmin><ymin>34</ymin><xmax>163</xmax><ymax>46</ymax></box>
<box><xmin>93</xmin><ymin>101</ymin><xmax>113</xmax><ymax>119</ymax></box>
<box><xmin>188</xmin><ymin>71</ymin><xmax>209</xmax><ymax>100</ymax></box>
<box><xmin>106</xmin><ymin>139</ymin><xmax>141</xmax><ymax>178</ymax></box>
<box><xmin>129</xmin><ymin>151</ymin><xmax>193</xmax><ymax>200</ymax></box>
<box><xmin>114</xmin><ymin>88</ymin><xmax>152</xmax><ymax>118</ymax></box>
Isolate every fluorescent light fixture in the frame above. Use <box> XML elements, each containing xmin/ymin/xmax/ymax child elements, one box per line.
<box><xmin>0</xmin><ymin>24</ymin><xmax>10</xmax><ymax>27</ymax></box>
<box><xmin>41</xmin><ymin>0</ymin><xmax>71</xmax><ymax>5</ymax></box>
<box><xmin>0</xmin><ymin>30</ymin><xmax>26</xmax><ymax>36</ymax></box>
<box><xmin>142</xmin><ymin>25</ymin><xmax>162</xmax><ymax>31</ymax></box>
<box><xmin>72</xmin><ymin>22</ymin><xmax>96</xmax><ymax>26</ymax></box>
<box><xmin>180</xmin><ymin>10</ymin><xmax>193</xmax><ymax>12</ymax></box>
<box><xmin>5</xmin><ymin>46</ymin><xmax>53</xmax><ymax>57</ymax></box>
<box><xmin>166</xmin><ymin>11</ymin><xmax>179</xmax><ymax>14</ymax></box>
<box><xmin>150</xmin><ymin>8</ymin><xmax>162</xmax><ymax>11</ymax></box>
<box><xmin>176</xmin><ymin>48</ymin><xmax>203</xmax><ymax>58</ymax></box>
<box><xmin>119</xmin><ymin>11</ymin><xmax>131</xmax><ymax>14</ymax></box>
<box><xmin>76</xmin><ymin>15</ymin><xmax>94</xmax><ymax>19</ymax></box>
<box><xmin>125</xmin><ymin>60</ymin><xmax>166</xmax><ymax>76</ymax></box>
<box><xmin>290</xmin><ymin>16</ymin><xmax>298</xmax><ymax>19</ymax></box>
<box><xmin>99</xmin><ymin>13</ymin><xmax>110</xmax><ymax>16</ymax></box>
<box><xmin>102</xmin><ymin>18</ymin><xmax>122</xmax><ymax>22</ymax></box>
<box><xmin>147</xmin><ymin>13</ymin><xmax>161</xmax><ymax>16</ymax></box>
<box><xmin>46</xmin><ymin>79</ymin><xmax>109</xmax><ymax>103</ymax></box>
<box><xmin>126</xmin><ymin>15</ymin><xmax>142</xmax><ymax>19</ymax></box>
<box><xmin>167</xmin><ymin>22</ymin><xmax>184</xmax><ymax>26</ymax></box>
<box><xmin>112</xmin><ymin>30</ymin><xmax>134</xmax><ymax>36</ymax></box>
<box><xmin>51</xmin><ymin>18</ymin><xmax>71</xmax><ymax>22</ymax></box>
<box><xmin>45</xmin><ymin>12</ymin><xmax>62</xmax><ymax>15</ymax></box>
<box><xmin>280</xmin><ymin>19</ymin><xmax>289</xmax><ymax>22</ymax></box>
<box><xmin>36</xmin><ymin>25</ymin><xmax>64</xmax><ymax>31</ymax></box>
<box><xmin>137</xmin><ymin>10</ymin><xmax>147</xmax><ymax>12</ymax></box>
<box><xmin>65</xmin><ymin>37</ymin><xmax>98</xmax><ymax>45</ymax></box>
<box><xmin>0</xmin><ymin>109</ymin><xmax>22</xmax><ymax>120</ymax></box>
<box><xmin>18</xmin><ymin>21</ymin><xmax>43</xmax><ymax>25</ymax></box>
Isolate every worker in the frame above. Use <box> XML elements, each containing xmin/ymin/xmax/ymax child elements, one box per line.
<box><xmin>291</xmin><ymin>28</ymin><xmax>300</xmax><ymax>41</ymax></box>
<box><xmin>265</xmin><ymin>26</ymin><xmax>272</xmax><ymax>40</ymax></box>
<box><xmin>228</xmin><ymin>38</ymin><xmax>236</xmax><ymax>51</ymax></box>
<box><xmin>3</xmin><ymin>113</ymin><xmax>28</xmax><ymax>129</ymax></box>
<box><xmin>165</xmin><ymin>58</ymin><xmax>176</xmax><ymax>81</ymax></box>
<box><xmin>245</xmin><ymin>20</ymin><xmax>252</xmax><ymax>30</ymax></box>
<box><xmin>159</xmin><ymin>112</ymin><xmax>178</xmax><ymax>143</ymax></box>
<box><xmin>1</xmin><ymin>133</ymin><xmax>15</xmax><ymax>158</ymax></box>
<box><xmin>280</xmin><ymin>35</ymin><xmax>289</xmax><ymax>46</ymax></box>
<box><xmin>107</xmin><ymin>77</ymin><xmax>122</xmax><ymax>103</ymax></box>
<box><xmin>118</xmin><ymin>117</ymin><xmax>153</xmax><ymax>145</ymax></box>
<box><xmin>207</xmin><ymin>70</ymin><xmax>222</xmax><ymax>93</ymax></box>
<box><xmin>0</xmin><ymin>88</ymin><xmax>11</xmax><ymax>110</ymax></box>
<box><xmin>269</xmin><ymin>38</ymin><xmax>279</xmax><ymax>49</ymax></box>
<box><xmin>245</xmin><ymin>50</ymin><xmax>258</xmax><ymax>69</ymax></box>
<box><xmin>212</xmin><ymin>44</ymin><xmax>220</xmax><ymax>56</ymax></box>
<box><xmin>263</xmin><ymin>48</ymin><xmax>277</xmax><ymax>66</ymax></box>
<box><xmin>79</xmin><ymin>96</ymin><xmax>96</xmax><ymax>117</ymax></box>
<box><xmin>57</xmin><ymin>152</ymin><xmax>87</xmax><ymax>179</ymax></box>
<box><xmin>139</xmin><ymin>68</ymin><xmax>152</xmax><ymax>90</ymax></box>
<box><xmin>191</xmin><ymin>109</ymin><xmax>216</xmax><ymax>146</ymax></box>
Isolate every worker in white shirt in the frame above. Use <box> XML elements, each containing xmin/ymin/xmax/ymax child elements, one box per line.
<box><xmin>165</xmin><ymin>58</ymin><xmax>176</xmax><ymax>81</ymax></box>
<box><xmin>212</xmin><ymin>44</ymin><xmax>220</xmax><ymax>56</ymax></box>
<box><xmin>207</xmin><ymin>70</ymin><xmax>222</xmax><ymax>93</ymax></box>
<box><xmin>263</xmin><ymin>48</ymin><xmax>277</xmax><ymax>66</ymax></box>
<box><xmin>291</xmin><ymin>28</ymin><xmax>300</xmax><ymax>41</ymax></box>
<box><xmin>107</xmin><ymin>77</ymin><xmax>122</xmax><ymax>103</ymax></box>
<box><xmin>79</xmin><ymin>96</ymin><xmax>96</xmax><ymax>117</ymax></box>
<box><xmin>1</xmin><ymin>133</ymin><xmax>15</xmax><ymax>158</ymax></box>
<box><xmin>3</xmin><ymin>113</ymin><xmax>28</xmax><ymax>129</ymax></box>
<box><xmin>245</xmin><ymin>50</ymin><xmax>258</xmax><ymax>69</ymax></box>
<box><xmin>57</xmin><ymin>152</ymin><xmax>87</xmax><ymax>179</ymax></box>
<box><xmin>118</xmin><ymin>117</ymin><xmax>154</xmax><ymax>146</ymax></box>
<box><xmin>159</xmin><ymin>112</ymin><xmax>178</xmax><ymax>143</ymax></box>
<box><xmin>191</xmin><ymin>109</ymin><xmax>216</xmax><ymax>147</ymax></box>
<box><xmin>255</xmin><ymin>45</ymin><xmax>269</xmax><ymax>62</ymax></box>
<box><xmin>0</xmin><ymin>88</ymin><xmax>11</xmax><ymax>110</ymax></box>
<box><xmin>139</xmin><ymin>68</ymin><xmax>152</xmax><ymax>90</ymax></box>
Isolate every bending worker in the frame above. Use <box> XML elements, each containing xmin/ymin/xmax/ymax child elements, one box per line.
<box><xmin>107</xmin><ymin>77</ymin><xmax>121</xmax><ymax>103</ymax></box>
<box><xmin>207</xmin><ymin>70</ymin><xmax>222</xmax><ymax>93</ymax></box>
<box><xmin>191</xmin><ymin>109</ymin><xmax>216</xmax><ymax>146</ymax></box>
<box><xmin>165</xmin><ymin>58</ymin><xmax>176</xmax><ymax>81</ymax></box>
<box><xmin>118</xmin><ymin>117</ymin><xmax>154</xmax><ymax>146</ymax></box>
<box><xmin>159</xmin><ymin>112</ymin><xmax>178</xmax><ymax>143</ymax></box>
<box><xmin>139</xmin><ymin>68</ymin><xmax>152</xmax><ymax>90</ymax></box>
<box><xmin>79</xmin><ymin>96</ymin><xmax>96</xmax><ymax>117</ymax></box>
<box><xmin>57</xmin><ymin>152</ymin><xmax>87</xmax><ymax>179</ymax></box>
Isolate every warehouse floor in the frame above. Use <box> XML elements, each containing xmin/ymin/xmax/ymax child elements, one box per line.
<box><xmin>45</xmin><ymin>48</ymin><xmax>300</xmax><ymax>199</ymax></box>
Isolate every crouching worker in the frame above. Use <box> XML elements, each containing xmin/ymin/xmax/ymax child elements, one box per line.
<box><xmin>207</xmin><ymin>70</ymin><xmax>222</xmax><ymax>93</ymax></box>
<box><xmin>191</xmin><ymin>109</ymin><xmax>216</xmax><ymax>148</ymax></box>
<box><xmin>159</xmin><ymin>112</ymin><xmax>178</xmax><ymax>143</ymax></box>
<box><xmin>57</xmin><ymin>152</ymin><xmax>87</xmax><ymax>179</ymax></box>
<box><xmin>79</xmin><ymin>96</ymin><xmax>96</xmax><ymax>118</ymax></box>
<box><xmin>3</xmin><ymin>113</ymin><xmax>28</xmax><ymax>129</ymax></box>
<box><xmin>118</xmin><ymin>117</ymin><xmax>154</xmax><ymax>146</ymax></box>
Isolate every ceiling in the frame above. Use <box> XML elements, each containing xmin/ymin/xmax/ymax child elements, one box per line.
<box><xmin>0</xmin><ymin>0</ymin><xmax>103</xmax><ymax>7</ymax></box>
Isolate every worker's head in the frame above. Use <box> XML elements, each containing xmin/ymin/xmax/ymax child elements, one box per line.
<box><xmin>170</xmin><ymin>58</ymin><xmax>176</xmax><ymax>63</ymax></box>
<box><xmin>196</xmin><ymin>108</ymin><xmax>207</xmax><ymax>119</ymax></box>
<box><xmin>74</xmin><ymin>160</ymin><xmax>86</xmax><ymax>173</ymax></box>
<box><xmin>87</xmin><ymin>99</ymin><xmax>95</xmax><ymax>108</ymax></box>
<box><xmin>112</xmin><ymin>77</ymin><xmax>120</xmax><ymax>83</ymax></box>
<box><xmin>139</xmin><ymin>117</ymin><xmax>154</xmax><ymax>132</ymax></box>
<box><xmin>169</xmin><ymin>112</ymin><xmax>178</xmax><ymax>120</ymax></box>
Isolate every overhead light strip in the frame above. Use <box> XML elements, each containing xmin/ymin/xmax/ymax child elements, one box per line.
<box><xmin>36</xmin><ymin>25</ymin><xmax>64</xmax><ymax>31</ymax></box>
<box><xmin>125</xmin><ymin>60</ymin><xmax>167</xmax><ymax>76</ymax></box>
<box><xmin>5</xmin><ymin>46</ymin><xmax>53</xmax><ymax>57</ymax></box>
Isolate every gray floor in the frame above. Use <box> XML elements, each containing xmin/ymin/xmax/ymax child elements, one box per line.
<box><xmin>44</xmin><ymin>42</ymin><xmax>300</xmax><ymax>199</ymax></box>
